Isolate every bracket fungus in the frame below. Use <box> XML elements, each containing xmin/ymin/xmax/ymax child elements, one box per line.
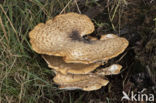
<box><xmin>53</xmin><ymin>72</ymin><xmax>109</xmax><ymax>91</ymax></box>
<box><xmin>53</xmin><ymin>64</ymin><xmax>122</xmax><ymax>91</ymax></box>
<box><xmin>29</xmin><ymin>12</ymin><xmax>129</xmax><ymax>91</ymax></box>
<box><xmin>29</xmin><ymin>12</ymin><xmax>128</xmax><ymax>64</ymax></box>
<box><xmin>42</xmin><ymin>55</ymin><xmax>101</xmax><ymax>74</ymax></box>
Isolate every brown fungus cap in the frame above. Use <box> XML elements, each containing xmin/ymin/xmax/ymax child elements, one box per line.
<box><xmin>42</xmin><ymin>55</ymin><xmax>101</xmax><ymax>74</ymax></box>
<box><xmin>53</xmin><ymin>72</ymin><xmax>109</xmax><ymax>91</ymax></box>
<box><xmin>29</xmin><ymin>12</ymin><xmax>129</xmax><ymax>64</ymax></box>
<box><xmin>53</xmin><ymin>64</ymin><xmax>122</xmax><ymax>91</ymax></box>
<box><xmin>95</xmin><ymin>64</ymin><xmax>122</xmax><ymax>75</ymax></box>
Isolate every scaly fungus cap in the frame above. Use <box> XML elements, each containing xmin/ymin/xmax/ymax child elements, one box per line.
<box><xmin>29</xmin><ymin>12</ymin><xmax>128</xmax><ymax>64</ymax></box>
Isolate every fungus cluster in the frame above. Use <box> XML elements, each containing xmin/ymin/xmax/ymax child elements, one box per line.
<box><xmin>29</xmin><ymin>12</ymin><xmax>129</xmax><ymax>91</ymax></box>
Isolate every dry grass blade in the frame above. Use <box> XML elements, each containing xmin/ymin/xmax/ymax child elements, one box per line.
<box><xmin>0</xmin><ymin>4</ymin><xmax>20</xmax><ymax>43</ymax></box>
<box><xmin>0</xmin><ymin>15</ymin><xmax>9</xmax><ymax>44</ymax></box>
<box><xmin>74</xmin><ymin>0</ymin><xmax>81</xmax><ymax>14</ymax></box>
<box><xmin>59</xmin><ymin>0</ymin><xmax>73</xmax><ymax>14</ymax></box>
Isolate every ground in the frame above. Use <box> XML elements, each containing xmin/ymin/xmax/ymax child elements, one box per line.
<box><xmin>0</xmin><ymin>0</ymin><xmax>155</xmax><ymax>103</ymax></box>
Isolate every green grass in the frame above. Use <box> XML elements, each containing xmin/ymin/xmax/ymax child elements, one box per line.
<box><xmin>0</xmin><ymin>0</ymin><xmax>77</xmax><ymax>103</ymax></box>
